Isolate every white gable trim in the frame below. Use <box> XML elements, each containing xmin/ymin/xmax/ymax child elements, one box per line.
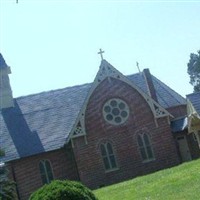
<box><xmin>69</xmin><ymin>60</ymin><xmax>173</xmax><ymax>142</ymax></box>
<box><xmin>187</xmin><ymin>99</ymin><xmax>200</xmax><ymax>133</ymax></box>
<box><xmin>96</xmin><ymin>60</ymin><xmax>173</xmax><ymax>119</ymax></box>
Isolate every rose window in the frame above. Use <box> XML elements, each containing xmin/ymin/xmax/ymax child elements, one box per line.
<box><xmin>103</xmin><ymin>98</ymin><xmax>129</xmax><ymax>125</ymax></box>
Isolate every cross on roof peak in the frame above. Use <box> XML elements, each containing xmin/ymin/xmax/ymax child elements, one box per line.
<box><xmin>98</xmin><ymin>49</ymin><xmax>105</xmax><ymax>60</ymax></box>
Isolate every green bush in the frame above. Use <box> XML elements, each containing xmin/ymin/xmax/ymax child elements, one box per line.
<box><xmin>0</xmin><ymin>180</ymin><xmax>17</xmax><ymax>200</ymax></box>
<box><xmin>0</xmin><ymin>162</ymin><xmax>17</xmax><ymax>200</ymax></box>
<box><xmin>29</xmin><ymin>180</ymin><xmax>98</xmax><ymax>200</ymax></box>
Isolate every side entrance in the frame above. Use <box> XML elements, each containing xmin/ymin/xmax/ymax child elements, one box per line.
<box><xmin>176</xmin><ymin>135</ymin><xmax>192</xmax><ymax>162</ymax></box>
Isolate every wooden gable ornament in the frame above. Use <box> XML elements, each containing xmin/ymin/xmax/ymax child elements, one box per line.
<box><xmin>187</xmin><ymin>99</ymin><xmax>200</xmax><ymax>133</ymax></box>
<box><xmin>69</xmin><ymin>58</ymin><xmax>173</xmax><ymax>145</ymax></box>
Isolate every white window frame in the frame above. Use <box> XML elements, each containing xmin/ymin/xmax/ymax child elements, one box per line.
<box><xmin>137</xmin><ymin>133</ymin><xmax>155</xmax><ymax>163</ymax></box>
<box><xmin>39</xmin><ymin>160</ymin><xmax>54</xmax><ymax>184</ymax></box>
<box><xmin>100</xmin><ymin>142</ymin><xmax>118</xmax><ymax>172</ymax></box>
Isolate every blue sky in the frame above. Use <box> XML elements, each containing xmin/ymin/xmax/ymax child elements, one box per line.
<box><xmin>0</xmin><ymin>0</ymin><xmax>200</xmax><ymax>98</ymax></box>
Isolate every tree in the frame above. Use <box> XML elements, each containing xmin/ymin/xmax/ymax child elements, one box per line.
<box><xmin>0</xmin><ymin>165</ymin><xmax>17</xmax><ymax>200</ymax></box>
<box><xmin>187</xmin><ymin>50</ymin><xmax>200</xmax><ymax>92</ymax></box>
<box><xmin>0</xmin><ymin>150</ymin><xmax>17</xmax><ymax>200</ymax></box>
<box><xmin>29</xmin><ymin>180</ymin><xmax>98</xmax><ymax>200</ymax></box>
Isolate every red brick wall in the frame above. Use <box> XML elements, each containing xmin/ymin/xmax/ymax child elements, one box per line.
<box><xmin>73</xmin><ymin>77</ymin><xmax>180</xmax><ymax>189</ymax></box>
<box><xmin>8</xmin><ymin>147</ymin><xmax>79</xmax><ymax>200</ymax></box>
<box><xmin>167</xmin><ymin>105</ymin><xmax>187</xmax><ymax>118</ymax></box>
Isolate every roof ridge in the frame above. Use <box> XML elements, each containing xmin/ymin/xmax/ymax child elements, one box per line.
<box><xmin>15</xmin><ymin>82</ymin><xmax>91</xmax><ymax>100</ymax></box>
<box><xmin>186</xmin><ymin>91</ymin><xmax>200</xmax><ymax>97</ymax></box>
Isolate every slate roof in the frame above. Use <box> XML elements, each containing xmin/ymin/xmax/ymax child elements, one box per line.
<box><xmin>0</xmin><ymin>53</ymin><xmax>8</xmax><ymax>69</ymax></box>
<box><xmin>187</xmin><ymin>92</ymin><xmax>200</xmax><ymax>115</ymax></box>
<box><xmin>0</xmin><ymin>62</ymin><xmax>186</xmax><ymax>163</ymax></box>
<box><xmin>127</xmin><ymin>74</ymin><xmax>186</xmax><ymax>108</ymax></box>
<box><xmin>0</xmin><ymin>84</ymin><xmax>91</xmax><ymax>162</ymax></box>
<box><xmin>171</xmin><ymin>117</ymin><xmax>188</xmax><ymax>133</ymax></box>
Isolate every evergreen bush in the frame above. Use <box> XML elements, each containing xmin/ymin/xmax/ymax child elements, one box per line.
<box><xmin>29</xmin><ymin>180</ymin><xmax>98</xmax><ymax>200</ymax></box>
<box><xmin>0</xmin><ymin>180</ymin><xmax>17</xmax><ymax>200</ymax></box>
<box><xmin>0</xmin><ymin>162</ymin><xmax>17</xmax><ymax>200</ymax></box>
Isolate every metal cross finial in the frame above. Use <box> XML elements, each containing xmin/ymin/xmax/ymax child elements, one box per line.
<box><xmin>136</xmin><ymin>61</ymin><xmax>141</xmax><ymax>73</ymax></box>
<box><xmin>98</xmin><ymin>49</ymin><xmax>105</xmax><ymax>60</ymax></box>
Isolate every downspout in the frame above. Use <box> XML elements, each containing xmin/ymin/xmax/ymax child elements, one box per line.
<box><xmin>10</xmin><ymin>164</ymin><xmax>21</xmax><ymax>200</ymax></box>
<box><xmin>70</xmin><ymin>144</ymin><xmax>81</xmax><ymax>181</ymax></box>
<box><xmin>64</xmin><ymin>143</ymin><xmax>80</xmax><ymax>181</ymax></box>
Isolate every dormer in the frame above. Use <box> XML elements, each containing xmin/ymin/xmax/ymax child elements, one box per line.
<box><xmin>0</xmin><ymin>53</ymin><xmax>14</xmax><ymax>109</ymax></box>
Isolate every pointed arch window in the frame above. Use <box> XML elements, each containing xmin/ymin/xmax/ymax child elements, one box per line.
<box><xmin>100</xmin><ymin>142</ymin><xmax>117</xmax><ymax>171</ymax></box>
<box><xmin>39</xmin><ymin>160</ymin><xmax>54</xmax><ymax>184</ymax></box>
<box><xmin>137</xmin><ymin>133</ymin><xmax>154</xmax><ymax>162</ymax></box>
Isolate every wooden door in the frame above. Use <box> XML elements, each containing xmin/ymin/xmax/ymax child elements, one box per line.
<box><xmin>177</xmin><ymin>136</ymin><xmax>192</xmax><ymax>162</ymax></box>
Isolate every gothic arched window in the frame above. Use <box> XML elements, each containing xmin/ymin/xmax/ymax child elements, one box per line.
<box><xmin>137</xmin><ymin>133</ymin><xmax>154</xmax><ymax>162</ymax></box>
<box><xmin>100</xmin><ymin>142</ymin><xmax>117</xmax><ymax>171</ymax></box>
<box><xmin>39</xmin><ymin>160</ymin><xmax>54</xmax><ymax>184</ymax></box>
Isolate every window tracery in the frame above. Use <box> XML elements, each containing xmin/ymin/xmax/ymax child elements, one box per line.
<box><xmin>100</xmin><ymin>142</ymin><xmax>117</xmax><ymax>171</ymax></box>
<box><xmin>137</xmin><ymin>133</ymin><xmax>154</xmax><ymax>162</ymax></box>
<box><xmin>39</xmin><ymin>160</ymin><xmax>54</xmax><ymax>184</ymax></box>
<box><xmin>103</xmin><ymin>98</ymin><xmax>129</xmax><ymax>125</ymax></box>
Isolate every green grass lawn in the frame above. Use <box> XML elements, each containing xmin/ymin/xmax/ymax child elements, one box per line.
<box><xmin>94</xmin><ymin>159</ymin><xmax>200</xmax><ymax>200</ymax></box>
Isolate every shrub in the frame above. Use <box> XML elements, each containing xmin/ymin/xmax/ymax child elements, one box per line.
<box><xmin>0</xmin><ymin>180</ymin><xmax>17</xmax><ymax>200</ymax></box>
<box><xmin>29</xmin><ymin>180</ymin><xmax>98</xmax><ymax>200</ymax></box>
<box><xmin>0</xmin><ymin>162</ymin><xmax>17</xmax><ymax>200</ymax></box>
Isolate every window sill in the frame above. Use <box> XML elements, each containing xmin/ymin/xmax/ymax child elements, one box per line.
<box><xmin>105</xmin><ymin>167</ymin><xmax>119</xmax><ymax>173</ymax></box>
<box><xmin>142</xmin><ymin>158</ymin><xmax>156</xmax><ymax>164</ymax></box>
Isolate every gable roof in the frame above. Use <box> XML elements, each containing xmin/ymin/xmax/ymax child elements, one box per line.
<box><xmin>186</xmin><ymin>92</ymin><xmax>200</xmax><ymax>133</ymax></box>
<box><xmin>127</xmin><ymin>73</ymin><xmax>186</xmax><ymax>108</ymax></box>
<box><xmin>0</xmin><ymin>60</ymin><xmax>186</xmax><ymax>162</ymax></box>
<box><xmin>187</xmin><ymin>92</ymin><xmax>200</xmax><ymax>116</ymax></box>
<box><xmin>0</xmin><ymin>83</ymin><xmax>91</xmax><ymax>162</ymax></box>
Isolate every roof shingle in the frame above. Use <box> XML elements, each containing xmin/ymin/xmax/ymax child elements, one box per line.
<box><xmin>187</xmin><ymin>92</ymin><xmax>200</xmax><ymax>115</ymax></box>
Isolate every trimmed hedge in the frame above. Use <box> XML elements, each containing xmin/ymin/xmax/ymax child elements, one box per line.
<box><xmin>29</xmin><ymin>180</ymin><xmax>98</xmax><ymax>200</ymax></box>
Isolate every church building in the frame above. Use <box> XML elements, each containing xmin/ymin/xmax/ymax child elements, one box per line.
<box><xmin>187</xmin><ymin>92</ymin><xmax>200</xmax><ymax>147</ymax></box>
<box><xmin>0</xmin><ymin>53</ymin><xmax>199</xmax><ymax>200</ymax></box>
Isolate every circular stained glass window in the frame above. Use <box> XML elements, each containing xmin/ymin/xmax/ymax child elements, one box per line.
<box><xmin>103</xmin><ymin>98</ymin><xmax>129</xmax><ymax>125</ymax></box>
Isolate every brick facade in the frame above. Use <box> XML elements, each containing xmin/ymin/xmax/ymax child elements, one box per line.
<box><xmin>5</xmin><ymin>76</ymin><xmax>191</xmax><ymax>199</ymax></box>
<box><xmin>1</xmin><ymin>56</ymin><xmax>195</xmax><ymax>200</ymax></box>
<box><xmin>72</xmin><ymin>77</ymin><xmax>180</xmax><ymax>189</ymax></box>
<box><xmin>167</xmin><ymin>105</ymin><xmax>187</xmax><ymax>118</ymax></box>
<box><xmin>8</xmin><ymin>147</ymin><xmax>79</xmax><ymax>200</ymax></box>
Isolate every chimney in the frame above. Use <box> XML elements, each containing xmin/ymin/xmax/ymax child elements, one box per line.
<box><xmin>143</xmin><ymin>68</ymin><xmax>158</xmax><ymax>102</ymax></box>
<box><xmin>0</xmin><ymin>53</ymin><xmax>14</xmax><ymax>109</ymax></box>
